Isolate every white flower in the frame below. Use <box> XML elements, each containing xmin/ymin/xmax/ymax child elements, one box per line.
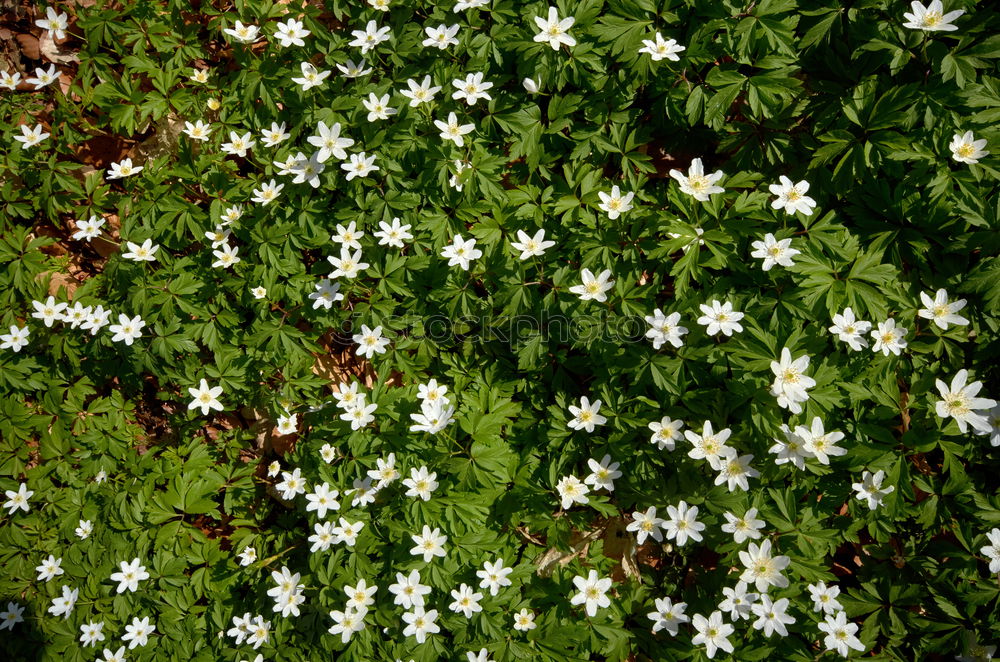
<box><xmin>245</xmin><ymin>616</ymin><xmax>271</xmax><ymax>649</ymax></box>
<box><xmin>327</xmin><ymin>608</ymin><xmax>366</xmax><ymax>643</ymax></box>
<box><xmin>567</xmin><ymin>396</ymin><xmax>607</xmax><ymax>433</ymax></box>
<box><xmin>183</xmin><ymin>120</ymin><xmax>212</xmax><ymax>141</ymax></box>
<box><xmin>533</xmin><ymin>6</ymin><xmax>576</xmax><ymax>50</ymax></box>
<box><xmin>305</xmin><ymin>482</ymin><xmax>340</xmax><ymax>519</ymax></box>
<box><xmin>391</xmin><ymin>570</ymin><xmax>432</xmax><ymax>609</ymax></box>
<box><xmin>75</xmin><ymin>519</ymin><xmax>92</xmax><ymax>539</ymax></box>
<box><xmin>871</xmin><ymin>318</ymin><xmax>908</xmax><ymax>356</ymax></box>
<box><xmin>476</xmin><ymin>558</ymin><xmax>513</xmax><ymax>596</ymax></box>
<box><xmin>817</xmin><ymin>611</ymin><xmax>866</xmax><ymax>657</ymax></box>
<box><xmin>696</xmin><ymin>300</ymin><xmax>744</xmax><ymax>336</ymax></box>
<box><xmin>108</xmin><ymin>314</ymin><xmax>145</xmax><ymax>346</ymax></box>
<box><xmin>190</xmin><ymin>68</ymin><xmax>209</xmax><ymax>83</ymax></box>
<box><xmin>718</xmin><ymin>580</ymin><xmax>758</xmax><ymax>622</ymax></box>
<box><xmin>220</xmin><ymin>205</ymin><xmax>243</xmax><ymax>224</ymax></box>
<box><xmin>309</xmin><ymin>521</ymin><xmax>335</xmax><ymax>553</ymax></box>
<box><xmin>455</xmin><ymin>0</ymin><xmax>489</xmax><ymax>10</ymax></box>
<box><xmin>353</xmin><ymin>324</ymin><xmax>390</xmax><ymax>358</ymax></box>
<box><xmin>584</xmin><ymin>454</ymin><xmax>621</xmax><ymax>492</ymax></box>
<box><xmin>109</xmin><ymin>558</ymin><xmax>150</xmax><ymax>594</ymax></box>
<box><xmin>555</xmin><ymin>475</ymin><xmax>589</xmax><ymax>509</ymax></box>
<box><xmin>638</xmin><ymin>32</ymin><xmax>686</xmax><ymax>61</ymax></box>
<box><xmin>336</xmin><ymin>59</ymin><xmax>372</xmax><ymax>78</ymax></box>
<box><xmin>308</xmin><ymin>122</ymin><xmax>354</xmax><ymax>162</ymax></box>
<box><xmin>205</xmin><ymin>225</ymin><xmax>231</xmax><ymax>248</ymax></box>
<box><xmin>852</xmin><ymin>469</ymin><xmax>895</xmax><ymax>510</ymax></box>
<box><xmin>13</xmin><ymin>124</ymin><xmax>49</xmax><ymax>148</ymax></box>
<box><xmin>35</xmin><ymin>7</ymin><xmax>69</xmax><ymax>40</ymax></box>
<box><xmin>644</xmin><ymin>308</ymin><xmax>688</xmax><ymax>349</ymax></box>
<box><xmin>251</xmin><ymin>179</ymin><xmax>284</xmax><ymax>205</ymax></box>
<box><xmin>276</xmin><ymin>467</ymin><xmax>307</xmax><ymax>500</ymax></box>
<box><xmin>368</xmin><ymin>453</ymin><xmax>400</xmax><ymax>488</ymax></box>
<box><xmin>289</xmin><ymin>152</ymin><xmax>326</xmax><ymax>188</ymax></box>
<box><xmin>349</xmin><ymin>20</ymin><xmax>391</xmax><ymax>54</ymax></box>
<box><xmin>452</xmin><ymin>72</ymin><xmax>493</xmax><ymax>106</ymax></box>
<box><xmin>597</xmin><ymin>185</ymin><xmax>634</xmax><ymax>219</ymax></box>
<box><xmin>409</xmin><ymin>399</ymin><xmax>456</xmax><ymax>434</ymax></box>
<box><xmin>768</xmin><ymin>176</ymin><xmax>817</xmax><ymax>215</ymax></box>
<box><xmin>332</xmin><ymin>518</ymin><xmax>364</xmax><ymax>547</ymax></box>
<box><xmin>72</xmin><ymin>215</ymin><xmax>106</xmax><ymax>241</ymax></box>
<box><xmin>309</xmin><ymin>280</ymin><xmax>344</xmax><ymax>310</ymax></box>
<box><xmin>0</xmin><ymin>602</ymin><xmax>24</xmax><ymax>631</ymax></box>
<box><xmin>0</xmin><ymin>325</ymin><xmax>30</xmax><ymax>353</ymax></box>
<box><xmin>31</xmin><ymin>296</ymin><xmax>67</xmax><ymax>327</ymax></box>
<box><xmin>902</xmin><ymin>0</ymin><xmax>964</xmax><ymax>31</ymax></box>
<box><xmin>268</xmin><ymin>566</ymin><xmax>303</xmax><ymax>601</ymax></box>
<box><xmin>237</xmin><ymin>546</ymin><xmax>257</xmax><ymax>566</ymax></box>
<box><xmin>715</xmin><ymin>454</ymin><xmax>759</xmax><ymax>492</ymax></box>
<box><xmin>276</xmin><ymin>413</ymin><xmax>297</xmax><ymax>436</ymax></box>
<box><xmin>522</xmin><ymin>77</ymin><xmax>539</xmax><ymax>94</ymax></box>
<box><xmin>122</xmin><ymin>616</ymin><xmax>155</xmax><ymax>649</ymax></box>
<box><xmin>647</xmin><ymin>597</ymin><xmax>688</xmax><ymax>635</ymax></box>
<box><xmin>435</xmin><ymin>112</ymin><xmax>475</xmax><ymax>147</ymax></box>
<box><xmin>509</xmin><ymin>228</ymin><xmax>554</xmax><ymax>261</ymax></box>
<box><xmin>569</xmin><ymin>268</ymin><xmax>615</xmax><ymax>302</ymax></box>
<box><xmin>410</xmin><ymin>526</ymin><xmax>447</xmax><ymax>562</ymax></box>
<box><xmin>691</xmin><ymin>611</ymin><xmax>735</xmax><ymax>659</ymax></box>
<box><xmin>122</xmin><ymin>238</ymin><xmax>159</xmax><ymax>262</ymax></box>
<box><xmin>48</xmin><ymin>586</ymin><xmax>78</xmax><ymax>619</ymax></box>
<box><xmin>106</xmin><ymin>158</ymin><xmax>143</xmax><ymax>179</ymax></box>
<box><xmin>373</xmin><ymin>217</ymin><xmax>413</xmax><ymax>247</ymax></box>
<box><xmin>36</xmin><ymin>555</ymin><xmax>64</xmax><ymax>582</ymax></box>
<box><xmin>211</xmin><ymin>243</ymin><xmax>240</xmax><ymax>269</ymax></box>
<box><xmin>751</xmin><ymin>595</ymin><xmax>795</xmax><ymax>637</ymax></box>
<box><xmin>978</xmin><ymin>405</ymin><xmax>1000</xmax><ymax>448</ymax></box>
<box><xmin>402</xmin><ymin>466</ymin><xmax>439</xmax><ymax>501</ymax></box>
<box><xmin>829</xmin><ymin>307</ymin><xmax>872</xmax><ymax>351</ymax></box>
<box><xmin>441</xmin><ymin>234</ymin><xmax>482</xmax><ymax>270</ymax></box>
<box><xmin>220</xmin><ymin>131</ymin><xmax>255</xmax><ymax>157</ymax></box>
<box><xmin>342</xmin><ymin>152</ymin><xmax>379</xmax><ymax>180</ymax></box>
<box><xmin>26</xmin><ymin>64</ymin><xmax>59</xmax><ymax>89</ymax></box>
<box><xmin>662</xmin><ymin>500</ymin><xmax>705</xmax><ymax>546</ymax></box>
<box><xmin>399</xmin><ymin>75</ymin><xmax>442</xmax><ymax>107</ymax></box>
<box><xmin>721</xmin><ymin>508</ymin><xmax>766</xmax><ymax>544</ymax></box>
<box><xmin>345</xmin><ymin>579</ymin><xmax>377</xmax><ymax>612</ymax></box>
<box><xmin>260</xmin><ymin>122</ymin><xmax>290</xmax><ymax>147</ymax></box>
<box><xmin>685</xmin><ymin>421</ymin><xmax>737</xmax><ymax>470</ymax></box>
<box><xmin>291</xmin><ymin>62</ymin><xmax>330</xmax><ymax>90</ymax></box>
<box><xmin>795</xmin><ymin>417</ymin><xmax>847</xmax><ymax>465</ymax></box>
<box><xmin>82</xmin><ymin>306</ymin><xmax>111</xmax><ymax>335</ymax></box>
<box><xmin>569</xmin><ymin>570</ymin><xmax>611</xmax><ymax>617</ymax></box>
<box><xmin>423</xmin><ymin>24</ymin><xmax>460</xmax><ymax>49</ymax></box>
<box><xmin>363</xmin><ymin>92</ymin><xmax>397</xmax><ymax>122</ymax></box>
<box><xmin>739</xmin><ymin>539</ymin><xmax>790</xmax><ymax>592</ymax></box>
<box><xmin>935</xmin><ymin>369</ymin><xmax>997</xmax><ymax>433</ymax></box>
<box><xmin>950</xmin><ymin>130</ymin><xmax>989</xmax><ymax>164</ymax></box>
<box><xmin>327</xmin><ymin>247</ymin><xmax>370</xmax><ymax>279</ymax></box>
<box><xmin>770</xmin><ymin>347</ymin><xmax>816</xmax><ymax>414</ymax></box>
<box><xmin>918</xmin><ymin>288</ymin><xmax>969</xmax><ymax>329</ymax></box>
<box><xmin>223</xmin><ymin>20</ymin><xmax>259</xmax><ymax>43</ymax></box>
<box><xmin>808</xmin><ymin>581</ymin><xmax>844</xmax><ymax>615</ymax></box>
<box><xmin>512</xmin><ymin>608</ymin><xmax>536</xmax><ymax>631</ymax></box>
<box><xmin>648</xmin><ymin>416</ymin><xmax>684</xmax><ymax>451</ymax></box>
<box><xmin>669</xmin><ymin>158</ymin><xmax>724</xmax><ymax>201</ymax></box>
<box><xmin>0</xmin><ymin>70</ymin><xmax>22</xmax><ymax>90</ymax></box>
<box><xmin>750</xmin><ymin>233</ymin><xmax>800</xmax><ymax>270</ymax></box>
<box><xmin>401</xmin><ymin>607</ymin><xmax>439</xmax><ymax>644</ymax></box>
<box><xmin>627</xmin><ymin>506</ymin><xmax>666</xmax><ymax>544</ymax></box>
<box><xmin>319</xmin><ymin>443</ymin><xmax>339</xmax><ymax>462</ymax></box>
<box><xmin>274</xmin><ymin>18</ymin><xmax>310</xmax><ymax>47</ymax></box>
<box><xmin>341</xmin><ymin>400</ymin><xmax>378</xmax><ymax>431</ymax></box>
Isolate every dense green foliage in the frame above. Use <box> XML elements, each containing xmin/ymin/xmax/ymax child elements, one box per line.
<box><xmin>1</xmin><ymin>0</ymin><xmax>999</xmax><ymax>661</ymax></box>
